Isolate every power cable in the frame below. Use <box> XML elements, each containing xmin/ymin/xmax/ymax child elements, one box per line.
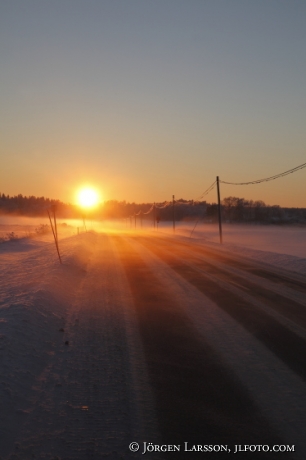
<box><xmin>220</xmin><ymin>161</ymin><xmax>306</xmax><ymax>186</ymax></box>
<box><xmin>143</xmin><ymin>205</ymin><xmax>154</xmax><ymax>215</ymax></box>
<box><xmin>194</xmin><ymin>180</ymin><xmax>216</xmax><ymax>201</ymax></box>
<box><xmin>189</xmin><ymin>213</ymin><xmax>205</xmax><ymax>238</ymax></box>
<box><xmin>155</xmin><ymin>201</ymin><xmax>171</xmax><ymax>209</ymax></box>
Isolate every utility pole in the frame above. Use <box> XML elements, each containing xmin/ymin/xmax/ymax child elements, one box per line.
<box><xmin>172</xmin><ymin>195</ymin><xmax>175</xmax><ymax>234</ymax></box>
<box><xmin>153</xmin><ymin>203</ymin><xmax>156</xmax><ymax>229</ymax></box>
<box><xmin>216</xmin><ymin>176</ymin><xmax>223</xmax><ymax>244</ymax></box>
<box><xmin>134</xmin><ymin>213</ymin><xmax>136</xmax><ymax>229</ymax></box>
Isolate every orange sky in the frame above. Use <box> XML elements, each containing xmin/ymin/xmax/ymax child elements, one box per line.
<box><xmin>1</xmin><ymin>1</ymin><xmax>305</xmax><ymax>207</ymax></box>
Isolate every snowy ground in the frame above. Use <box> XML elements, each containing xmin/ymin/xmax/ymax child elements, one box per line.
<box><xmin>0</xmin><ymin>218</ymin><xmax>306</xmax><ymax>459</ymax></box>
<box><xmin>1</xmin><ymin>216</ymin><xmax>305</xmax><ymax>264</ymax></box>
<box><xmin>158</xmin><ymin>222</ymin><xmax>306</xmax><ymax>275</ymax></box>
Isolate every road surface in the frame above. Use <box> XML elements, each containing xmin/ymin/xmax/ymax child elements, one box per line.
<box><xmin>0</xmin><ymin>231</ymin><xmax>305</xmax><ymax>459</ymax></box>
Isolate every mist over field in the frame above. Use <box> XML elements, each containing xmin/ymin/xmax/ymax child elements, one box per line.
<box><xmin>1</xmin><ymin>214</ymin><xmax>306</xmax><ymax>259</ymax></box>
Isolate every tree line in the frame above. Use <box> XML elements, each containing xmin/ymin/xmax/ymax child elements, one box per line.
<box><xmin>0</xmin><ymin>193</ymin><xmax>305</xmax><ymax>224</ymax></box>
<box><xmin>0</xmin><ymin>194</ymin><xmax>74</xmax><ymax>218</ymax></box>
<box><xmin>220</xmin><ymin>196</ymin><xmax>306</xmax><ymax>224</ymax></box>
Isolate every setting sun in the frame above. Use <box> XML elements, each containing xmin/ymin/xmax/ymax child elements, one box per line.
<box><xmin>77</xmin><ymin>187</ymin><xmax>100</xmax><ymax>208</ymax></box>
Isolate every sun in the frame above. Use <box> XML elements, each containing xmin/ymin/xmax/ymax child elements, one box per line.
<box><xmin>77</xmin><ymin>187</ymin><xmax>99</xmax><ymax>208</ymax></box>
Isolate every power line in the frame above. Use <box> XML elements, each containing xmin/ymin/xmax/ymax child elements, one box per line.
<box><xmin>143</xmin><ymin>205</ymin><xmax>154</xmax><ymax>215</ymax></box>
<box><xmin>194</xmin><ymin>180</ymin><xmax>216</xmax><ymax>201</ymax></box>
<box><xmin>189</xmin><ymin>214</ymin><xmax>204</xmax><ymax>238</ymax></box>
<box><xmin>220</xmin><ymin>161</ymin><xmax>306</xmax><ymax>186</ymax></box>
<box><xmin>174</xmin><ymin>201</ymin><xmax>192</xmax><ymax>206</ymax></box>
<box><xmin>155</xmin><ymin>201</ymin><xmax>171</xmax><ymax>209</ymax></box>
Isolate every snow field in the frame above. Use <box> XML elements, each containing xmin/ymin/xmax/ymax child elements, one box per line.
<box><xmin>0</xmin><ymin>232</ymin><xmax>158</xmax><ymax>459</ymax></box>
<box><xmin>0</xmin><ymin>221</ymin><xmax>306</xmax><ymax>459</ymax></box>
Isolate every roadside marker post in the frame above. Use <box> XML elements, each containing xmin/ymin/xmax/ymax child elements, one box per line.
<box><xmin>216</xmin><ymin>176</ymin><xmax>223</xmax><ymax>244</ymax></box>
<box><xmin>47</xmin><ymin>205</ymin><xmax>62</xmax><ymax>264</ymax></box>
<box><xmin>172</xmin><ymin>195</ymin><xmax>175</xmax><ymax>234</ymax></box>
<box><xmin>82</xmin><ymin>215</ymin><xmax>87</xmax><ymax>232</ymax></box>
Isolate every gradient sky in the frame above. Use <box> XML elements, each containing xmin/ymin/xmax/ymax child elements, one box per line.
<box><xmin>1</xmin><ymin>0</ymin><xmax>305</xmax><ymax>207</ymax></box>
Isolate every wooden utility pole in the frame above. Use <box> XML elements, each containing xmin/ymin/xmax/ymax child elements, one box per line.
<box><xmin>216</xmin><ymin>176</ymin><xmax>223</xmax><ymax>244</ymax></box>
<box><xmin>153</xmin><ymin>203</ymin><xmax>156</xmax><ymax>229</ymax></box>
<box><xmin>172</xmin><ymin>195</ymin><xmax>175</xmax><ymax>234</ymax></box>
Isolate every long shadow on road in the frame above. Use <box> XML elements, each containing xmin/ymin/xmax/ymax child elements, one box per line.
<box><xmin>113</xmin><ymin>235</ymin><xmax>287</xmax><ymax>459</ymax></box>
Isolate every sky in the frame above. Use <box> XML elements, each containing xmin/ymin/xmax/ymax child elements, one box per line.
<box><xmin>1</xmin><ymin>0</ymin><xmax>305</xmax><ymax>207</ymax></box>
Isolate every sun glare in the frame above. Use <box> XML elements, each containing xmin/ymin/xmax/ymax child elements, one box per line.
<box><xmin>77</xmin><ymin>188</ymin><xmax>99</xmax><ymax>209</ymax></box>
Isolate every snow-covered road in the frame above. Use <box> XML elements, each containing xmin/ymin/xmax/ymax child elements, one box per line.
<box><xmin>0</xmin><ymin>230</ymin><xmax>305</xmax><ymax>459</ymax></box>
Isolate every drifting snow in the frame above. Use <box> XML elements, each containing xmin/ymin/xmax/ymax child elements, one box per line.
<box><xmin>0</xmin><ymin>218</ymin><xmax>305</xmax><ymax>458</ymax></box>
<box><xmin>158</xmin><ymin>222</ymin><xmax>306</xmax><ymax>275</ymax></box>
